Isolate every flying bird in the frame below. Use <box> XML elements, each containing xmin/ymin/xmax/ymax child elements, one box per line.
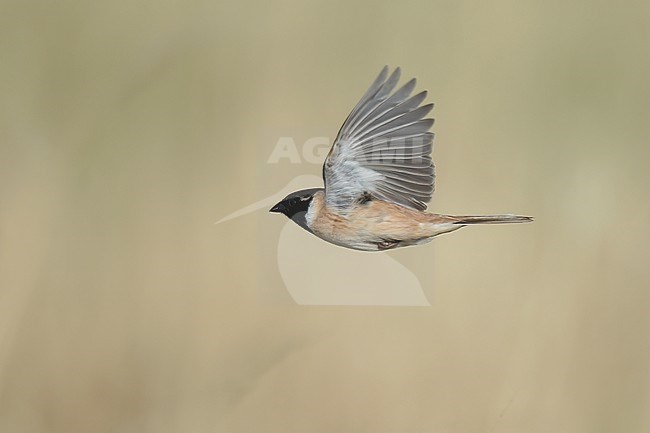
<box><xmin>270</xmin><ymin>66</ymin><xmax>532</xmax><ymax>251</ymax></box>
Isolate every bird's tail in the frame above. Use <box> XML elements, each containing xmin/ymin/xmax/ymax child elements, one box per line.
<box><xmin>451</xmin><ymin>214</ymin><xmax>533</xmax><ymax>225</ymax></box>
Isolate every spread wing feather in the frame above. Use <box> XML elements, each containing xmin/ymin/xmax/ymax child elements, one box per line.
<box><xmin>323</xmin><ymin>66</ymin><xmax>435</xmax><ymax>212</ymax></box>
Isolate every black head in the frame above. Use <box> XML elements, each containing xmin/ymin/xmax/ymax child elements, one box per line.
<box><xmin>269</xmin><ymin>188</ymin><xmax>320</xmax><ymax>219</ymax></box>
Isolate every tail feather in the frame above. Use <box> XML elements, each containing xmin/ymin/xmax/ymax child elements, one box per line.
<box><xmin>452</xmin><ymin>214</ymin><xmax>533</xmax><ymax>225</ymax></box>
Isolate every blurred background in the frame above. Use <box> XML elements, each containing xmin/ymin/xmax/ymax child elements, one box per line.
<box><xmin>1</xmin><ymin>0</ymin><xmax>649</xmax><ymax>432</ymax></box>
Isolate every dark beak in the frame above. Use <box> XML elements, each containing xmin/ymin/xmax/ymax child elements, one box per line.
<box><xmin>269</xmin><ymin>202</ymin><xmax>285</xmax><ymax>213</ymax></box>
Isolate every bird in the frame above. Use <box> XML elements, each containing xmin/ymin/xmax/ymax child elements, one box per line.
<box><xmin>270</xmin><ymin>66</ymin><xmax>532</xmax><ymax>252</ymax></box>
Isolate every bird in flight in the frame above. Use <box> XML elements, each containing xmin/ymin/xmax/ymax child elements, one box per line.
<box><xmin>270</xmin><ymin>66</ymin><xmax>532</xmax><ymax>251</ymax></box>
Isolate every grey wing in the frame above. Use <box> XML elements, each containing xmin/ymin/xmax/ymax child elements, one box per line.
<box><xmin>323</xmin><ymin>66</ymin><xmax>435</xmax><ymax>213</ymax></box>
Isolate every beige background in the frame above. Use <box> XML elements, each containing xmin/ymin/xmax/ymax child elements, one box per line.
<box><xmin>1</xmin><ymin>0</ymin><xmax>649</xmax><ymax>432</ymax></box>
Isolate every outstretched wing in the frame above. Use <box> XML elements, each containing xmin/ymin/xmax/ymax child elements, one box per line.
<box><xmin>323</xmin><ymin>66</ymin><xmax>435</xmax><ymax>213</ymax></box>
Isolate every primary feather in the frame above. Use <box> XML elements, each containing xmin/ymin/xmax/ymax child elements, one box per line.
<box><xmin>323</xmin><ymin>66</ymin><xmax>435</xmax><ymax>213</ymax></box>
